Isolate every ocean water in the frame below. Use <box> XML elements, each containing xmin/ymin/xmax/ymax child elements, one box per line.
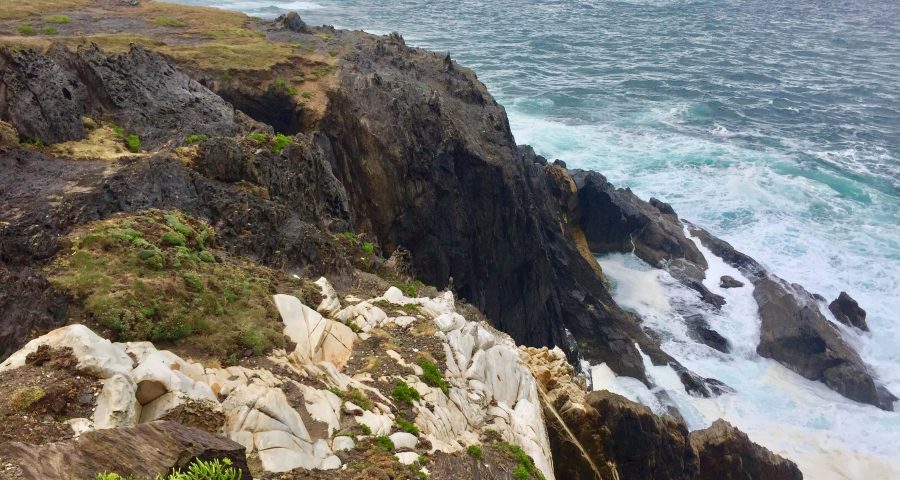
<box><xmin>173</xmin><ymin>0</ymin><xmax>899</xmax><ymax>477</ymax></box>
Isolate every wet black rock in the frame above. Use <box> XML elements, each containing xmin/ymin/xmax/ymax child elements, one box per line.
<box><xmin>829</xmin><ymin>291</ymin><xmax>869</xmax><ymax>331</ymax></box>
<box><xmin>719</xmin><ymin>275</ymin><xmax>744</xmax><ymax>288</ymax></box>
<box><xmin>277</xmin><ymin>11</ymin><xmax>312</xmax><ymax>34</ymax></box>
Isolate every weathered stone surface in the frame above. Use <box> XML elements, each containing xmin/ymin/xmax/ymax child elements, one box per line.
<box><xmin>0</xmin><ymin>43</ymin><xmax>238</xmax><ymax>147</ymax></box>
<box><xmin>389</xmin><ymin>432</ymin><xmax>418</xmax><ymax>450</ymax></box>
<box><xmin>829</xmin><ymin>291</ymin><xmax>869</xmax><ymax>331</ymax></box>
<box><xmin>274</xmin><ymin>294</ymin><xmax>355</xmax><ymax>369</ymax></box>
<box><xmin>0</xmin><ymin>324</ymin><xmax>133</xmax><ymax>378</ymax></box>
<box><xmin>277</xmin><ymin>11</ymin><xmax>312</xmax><ymax>34</ymax></box>
<box><xmin>0</xmin><ymin>421</ymin><xmax>250</xmax><ymax>480</ymax></box>
<box><xmin>0</xmin><ymin>267</ymin><xmax>68</xmax><ymax>361</ymax></box>
<box><xmin>692</xmin><ymin>419</ymin><xmax>802</xmax><ymax>480</ymax></box>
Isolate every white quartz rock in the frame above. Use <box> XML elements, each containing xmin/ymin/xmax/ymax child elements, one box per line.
<box><xmin>332</xmin><ymin>436</ymin><xmax>355</xmax><ymax>451</ymax></box>
<box><xmin>314</xmin><ymin>277</ymin><xmax>342</xmax><ymax>316</ymax></box>
<box><xmin>93</xmin><ymin>373</ymin><xmax>139</xmax><ymax>429</ymax></box>
<box><xmin>395</xmin><ymin>452</ymin><xmax>421</xmax><ymax>466</ymax></box>
<box><xmin>389</xmin><ymin>432</ymin><xmax>418</xmax><ymax>450</ymax></box>
<box><xmin>0</xmin><ymin>324</ymin><xmax>132</xmax><ymax>378</ymax></box>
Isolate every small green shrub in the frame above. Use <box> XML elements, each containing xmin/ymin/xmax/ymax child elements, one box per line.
<box><xmin>97</xmin><ymin>457</ymin><xmax>243</xmax><ymax>480</ymax></box>
<box><xmin>339</xmin><ymin>231</ymin><xmax>357</xmax><ymax>242</ymax></box>
<box><xmin>393</xmin><ymin>281</ymin><xmax>419</xmax><ymax>297</ymax></box>
<box><xmin>16</xmin><ymin>23</ymin><xmax>37</xmax><ymax>36</ymax></box>
<box><xmin>246</xmin><ymin>132</ymin><xmax>268</xmax><ymax>144</ymax></box>
<box><xmin>328</xmin><ymin>386</ymin><xmax>373</xmax><ymax>410</ymax></box>
<box><xmin>500</xmin><ymin>442</ymin><xmax>545</xmax><ymax>480</ymax></box>
<box><xmin>466</xmin><ymin>444</ymin><xmax>483</xmax><ymax>459</ymax></box>
<box><xmin>165</xmin><ymin>214</ymin><xmax>196</xmax><ymax>239</ymax></box>
<box><xmin>274</xmin><ymin>78</ymin><xmax>297</xmax><ymax>96</ymax></box>
<box><xmin>152</xmin><ymin>16</ymin><xmax>188</xmax><ymax>27</ymax></box>
<box><xmin>41</xmin><ymin>27</ymin><xmax>59</xmax><ymax>35</ymax></box>
<box><xmin>374</xmin><ymin>435</ymin><xmax>394</xmax><ymax>452</ymax></box>
<box><xmin>301</xmin><ymin>91</ymin><xmax>314</xmax><ymax>99</ymax></box>
<box><xmin>182</xmin><ymin>272</ymin><xmax>204</xmax><ymax>293</ymax></box>
<box><xmin>161</xmin><ymin>231</ymin><xmax>187</xmax><ymax>247</ymax></box>
<box><xmin>95</xmin><ymin>473</ymin><xmax>130</xmax><ymax>480</ymax></box>
<box><xmin>361</xmin><ymin>242</ymin><xmax>375</xmax><ymax>255</ymax></box>
<box><xmin>110</xmin><ymin>124</ymin><xmax>125</xmax><ymax>139</ymax></box>
<box><xmin>138</xmin><ymin>248</ymin><xmax>165</xmax><ymax>270</ymax></box>
<box><xmin>9</xmin><ymin>387</ymin><xmax>45</xmax><ymax>411</ymax></box>
<box><xmin>185</xmin><ymin>134</ymin><xmax>209</xmax><ymax>144</ymax></box>
<box><xmin>347</xmin><ymin>320</ymin><xmax>362</xmax><ymax>333</ymax></box>
<box><xmin>311</xmin><ymin>65</ymin><xmax>334</xmax><ymax>79</ymax></box>
<box><xmin>392</xmin><ymin>379</ymin><xmax>420</xmax><ymax>404</ymax></box>
<box><xmin>272</xmin><ymin>133</ymin><xmax>292</xmax><ymax>155</ymax></box>
<box><xmin>512</xmin><ymin>464</ymin><xmax>530</xmax><ymax>480</ymax></box>
<box><xmin>418</xmin><ymin>358</ymin><xmax>449</xmax><ymax>394</ymax></box>
<box><xmin>125</xmin><ymin>134</ymin><xmax>141</xmax><ymax>153</ymax></box>
<box><xmin>328</xmin><ymin>50</ymin><xmax>338</xmax><ymax>57</ymax></box>
<box><xmin>45</xmin><ymin>15</ymin><xmax>71</xmax><ymax>24</ymax></box>
<box><xmin>359</xmin><ymin>423</ymin><xmax>372</xmax><ymax>435</ymax></box>
<box><xmin>198</xmin><ymin>251</ymin><xmax>216</xmax><ymax>263</ymax></box>
<box><xmin>395</xmin><ymin>417</ymin><xmax>419</xmax><ymax>435</ymax></box>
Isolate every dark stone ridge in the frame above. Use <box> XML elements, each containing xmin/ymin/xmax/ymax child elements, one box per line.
<box><xmin>0</xmin><ymin>267</ymin><xmax>69</xmax><ymax>362</ymax></box>
<box><xmin>685</xmin><ymin>314</ymin><xmax>730</xmax><ymax>353</ymax></box>
<box><xmin>544</xmin><ymin>389</ymin><xmax>801</xmax><ymax>480</ymax></box>
<box><xmin>276</xmin><ymin>11</ymin><xmax>312</xmax><ymax>34</ymax></box>
<box><xmin>689</xmin><ymin>224</ymin><xmax>895</xmax><ymax>411</ymax></box>
<box><xmin>0</xmin><ymin>420</ymin><xmax>251</xmax><ymax>479</ymax></box>
<box><xmin>0</xmin><ymin>43</ymin><xmax>238</xmax><ymax>148</ymax></box>
<box><xmin>719</xmin><ymin>275</ymin><xmax>744</xmax><ymax>288</ymax></box>
<box><xmin>691</xmin><ymin>419</ymin><xmax>803</xmax><ymax>480</ymax></box>
<box><xmin>572</xmin><ymin>170</ymin><xmax>726</xmax><ymax>309</ymax></box>
<box><xmin>829</xmin><ymin>291</ymin><xmax>869</xmax><ymax>331</ymax></box>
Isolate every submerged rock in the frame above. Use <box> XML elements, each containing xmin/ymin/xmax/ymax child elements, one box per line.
<box><xmin>719</xmin><ymin>275</ymin><xmax>744</xmax><ymax>289</ymax></box>
<box><xmin>829</xmin><ymin>291</ymin><xmax>869</xmax><ymax>331</ymax></box>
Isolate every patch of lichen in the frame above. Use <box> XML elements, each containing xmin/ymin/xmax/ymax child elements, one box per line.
<box><xmin>48</xmin><ymin>210</ymin><xmax>296</xmax><ymax>363</ymax></box>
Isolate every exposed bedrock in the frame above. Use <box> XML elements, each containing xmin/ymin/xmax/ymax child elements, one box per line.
<box><xmin>314</xmin><ymin>33</ymin><xmax>729</xmax><ymax>394</ymax></box>
<box><xmin>0</xmin><ymin>420</ymin><xmax>251</xmax><ymax>480</ymax></box>
<box><xmin>0</xmin><ymin>43</ymin><xmax>239</xmax><ymax>147</ymax></box>
<box><xmin>828</xmin><ymin>291</ymin><xmax>869</xmax><ymax>331</ymax></box>
<box><xmin>572</xmin><ymin>170</ymin><xmax>726</xmax><ymax>308</ymax></box>
<box><xmin>523</xmin><ymin>347</ymin><xmax>802</xmax><ymax>480</ymax></box>
<box><xmin>688</xmin><ymin>225</ymin><xmax>896</xmax><ymax>411</ymax></box>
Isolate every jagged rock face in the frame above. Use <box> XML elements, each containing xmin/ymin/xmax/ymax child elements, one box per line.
<box><xmin>0</xmin><ymin>43</ymin><xmax>238</xmax><ymax>147</ymax></box>
<box><xmin>0</xmin><ymin>421</ymin><xmax>250</xmax><ymax>480</ymax></box>
<box><xmin>522</xmin><ymin>347</ymin><xmax>803</xmax><ymax>480</ymax></box>
<box><xmin>316</xmin><ymin>33</ymin><xmax>682</xmax><ymax>382</ymax></box>
<box><xmin>197</xmin><ymin>136</ymin><xmax>352</xmax><ymax>232</ymax></box>
<box><xmin>0</xmin><ymin>267</ymin><xmax>68</xmax><ymax>360</ymax></box>
<box><xmin>828</xmin><ymin>291</ymin><xmax>868</xmax><ymax>331</ymax></box>
<box><xmin>691</xmin><ymin>419</ymin><xmax>803</xmax><ymax>480</ymax></box>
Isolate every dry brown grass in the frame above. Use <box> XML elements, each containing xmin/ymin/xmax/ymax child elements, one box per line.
<box><xmin>0</xmin><ymin>0</ymin><xmax>92</xmax><ymax>20</ymax></box>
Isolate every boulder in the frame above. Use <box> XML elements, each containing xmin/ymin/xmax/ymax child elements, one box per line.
<box><xmin>692</xmin><ymin>419</ymin><xmax>802</xmax><ymax>480</ymax></box>
<box><xmin>828</xmin><ymin>291</ymin><xmax>869</xmax><ymax>331</ymax></box>
<box><xmin>755</xmin><ymin>277</ymin><xmax>894</xmax><ymax>410</ymax></box>
<box><xmin>274</xmin><ymin>294</ymin><xmax>355</xmax><ymax>369</ymax></box>
<box><xmin>0</xmin><ymin>421</ymin><xmax>250</xmax><ymax>480</ymax></box>
<box><xmin>0</xmin><ymin>324</ymin><xmax>132</xmax><ymax>379</ymax></box>
<box><xmin>389</xmin><ymin>432</ymin><xmax>418</xmax><ymax>450</ymax></box>
<box><xmin>277</xmin><ymin>11</ymin><xmax>312</xmax><ymax>34</ymax></box>
<box><xmin>719</xmin><ymin>275</ymin><xmax>744</xmax><ymax>289</ymax></box>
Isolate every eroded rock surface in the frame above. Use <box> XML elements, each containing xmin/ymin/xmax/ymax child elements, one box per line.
<box><xmin>829</xmin><ymin>291</ymin><xmax>869</xmax><ymax>331</ymax></box>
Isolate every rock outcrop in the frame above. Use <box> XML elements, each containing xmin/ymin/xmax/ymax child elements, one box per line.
<box><xmin>0</xmin><ymin>421</ymin><xmax>250</xmax><ymax>480</ymax></box>
<box><xmin>0</xmin><ymin>44</ymin><xmax>238</xmax><ymax>147</ymax></box>
<box><xmin>521</xmin><ymin>347</ymin><xmax>802</xmax><ymax>480</ymax></box>
<box><xmin>828</xmin><ymin>291</ymin><xmax>869</xmax><ymax>331</ymax></box>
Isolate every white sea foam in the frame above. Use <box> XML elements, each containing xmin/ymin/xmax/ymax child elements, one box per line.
<box><xmin>595</xmin><ymin>249</ymin><xmax>900</xmax><ymax>479</ymax></box>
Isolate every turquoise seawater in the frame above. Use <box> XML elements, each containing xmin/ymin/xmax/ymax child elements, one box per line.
<box><xmin>171</xmin><ymin>0</ymin><xmax>899</xmax><ymax>475</ymax></box>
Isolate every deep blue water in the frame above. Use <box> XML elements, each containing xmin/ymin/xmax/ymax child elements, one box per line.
<box><xmin>173</xmin><ymin>0</ymin><xmax>900</xmax><ymax>476</ymax></box>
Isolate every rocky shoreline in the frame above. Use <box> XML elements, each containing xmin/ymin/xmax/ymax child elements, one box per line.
<box><xmin>0</xmin><ymin>1</ymin><xmax>893</xmax><ymax>478</ymax></box>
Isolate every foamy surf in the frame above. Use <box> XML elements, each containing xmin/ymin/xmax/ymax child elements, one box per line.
<box><xmin>594</xmin><ymin>245</ymin><xmax>900</xmax><ymax>479</ymax></box>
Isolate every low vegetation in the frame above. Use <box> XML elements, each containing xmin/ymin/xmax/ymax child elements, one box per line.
<box><xmin>49</xmin><ymin>210</ymin><xmax>289</xmax><ymax>362</ymax></box>
<box><xmin>466</xmin><ymin>444</ymin><xmax>483</xmax><ymax>460</ymax></box>
<box><xmin>125</xmin><ymin>134</ymin><xmax>141</xmax><ymax>153</ymax></box>
<box><xmin>499</xmin><ymin>442</ymin><xmax>545</xmax><ymax>480</ymax></box>
<box><xmin>8</xmin><ymin>387</ymin><xmax>45</xmax><ymax>412</ymax></box>
<box><xmin>246</xmin><ymin>132</ymin><xmax>293</xmax><ymax>155</ymax></box>
<box><xmin>328</xmin><ymin>386</ymin><xmax>373</xmax><ymax>410</ymax></box>
<box><xmin>395</xmin><ymin>417</ymin><xmax>419</xmax><ymax>435</ymax></box>
<box><xmin>392</xmin><ymin>379</ymin><xmax>421</xmax><ymax>404</ymax></box>
<box><xmin>185</xmin><ymin>133</ymin><xmax>209</xmax><ymax>144</ymax></box>
<box><xmin>274</xmin><ymin>78</ymin><xmax>297</xmax><ymax>96</ymax></box>
<box><xmin>152</xmin><ymin>16</ymin><xmax>188</xmax><ymax>28</ymax></box>
<box><xmin>45</xmin><ymin>15</ymin><xmax>71</xmax><ymax>24</ymax></box>
<box><xmin>374</xmin><ymin>435</ymin><xmax>395</xmax><ymax>452</ymax></box>
<box><xmin>417</xmin><ymin>358</ymin><xmax>449</xmax><ymax>393</ymax></box>
<box><xmin>96</xmin><ymin>457</ymin><xmax>242</xmax><ymax>480</ymax></box>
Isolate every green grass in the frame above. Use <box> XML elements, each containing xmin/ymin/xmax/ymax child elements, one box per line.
<box><xmin>466</xmin><ymin>444</ymin><xmax>483</xmax><ymax>460</ymax></box>
<box><xmin>417</xmin><ymin>358</ymin><xmax>448</xmax><ymax>394</ymax></box>
<box><xmin>359</xmin><ymin>423</ymin><xmax>372</xmax><ymax>436</ymax></box>
<box><xmin>16</xmin><ymin>23</ymin><xmax>37</xmax><ymax>36</ymax></box>
<box><xmin>50</xmin><ymin>211</ymin><xmax>285</xmax><ymax>362</ymax></box>
<box><xmin>301</xmin><ymin>91</ymin><xmax>314</xmax><ymax>100</ymax></box>
<box><xmin>44</xmin><ymin>15</ymin><xmax>71</xmax><ymax>24</ymax></box>
<box><xmin>246</xmin><ymin>132</ymin><xmax>268</xmax><ymax>144</ymax></box>
<box><xmin>374</xmin><ymin>436</ymin><xmax>394</xmax><ymax>452</ymax></box>
<box><xmin>125</xmin><ymin>134</ymin><xmax>141</xmax><ymax>153</ymax></box>
<box><xmin>41</xmin><ymin>27</ymin><xmax>58</xmax><ymax>35</ymax></box>
<box><xmin>499</xmin><ymin>442</ymin><xmax>545</xmax><ymax>480</ymax></box>
<box><xmin>185</xmin><ymin>133</ymin><xmax>209</xmax><ymax>144</ymax></box>
<box><xmin>274</xmin><ymin>78</ymin><xmax>297</xmax><ymax>96</ymax></box>
<box><xmin>9</xmin><ymin>387</ymin><xmax>45</xmax><ymax>411</ymax></box>
<box><xmin>97</xmin><ymin>458</ymin><xmax>242</xmax><ymax>480</ymax></box>
<box><xmin>392</xmin><ymin>379</ymin><xmax>420</xmax><ymax>405</ymax></box>
<box><xmin>392</xmin><ymin>281</ymin><xmax>424</xmax><ymax>297</ymax></box>
<box><xmin>311</xmin><ymin>65</ymin><xmax>335</xmax><ymax>79</ymax></box>
<box><xmin>327</xmin><ymin>50</ymin><xmax>338</xmax><ymax>57</ymax></box>
<box><xmin>395</xmin><ymin>417</ymin><xmax>419</xmax><ymax>435</ymax></box>
<box><xmin>362</xmin><ymin>242</ymin><xmax>375</xmax><ymax>255</ymax></box>
<box><xmin>328</xmin><ymin>386</ymin><xmax>373</xmax><ymax>410</ymax></box>
<box><xmin>152</xmin><ymin>16</ymin><xmax>189</xmax><ymax>27</ymax></box>
<box><xmin>272</xmin><ymin>133</ymin><xmax>292</xmax><ymax>155</ymax></box>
